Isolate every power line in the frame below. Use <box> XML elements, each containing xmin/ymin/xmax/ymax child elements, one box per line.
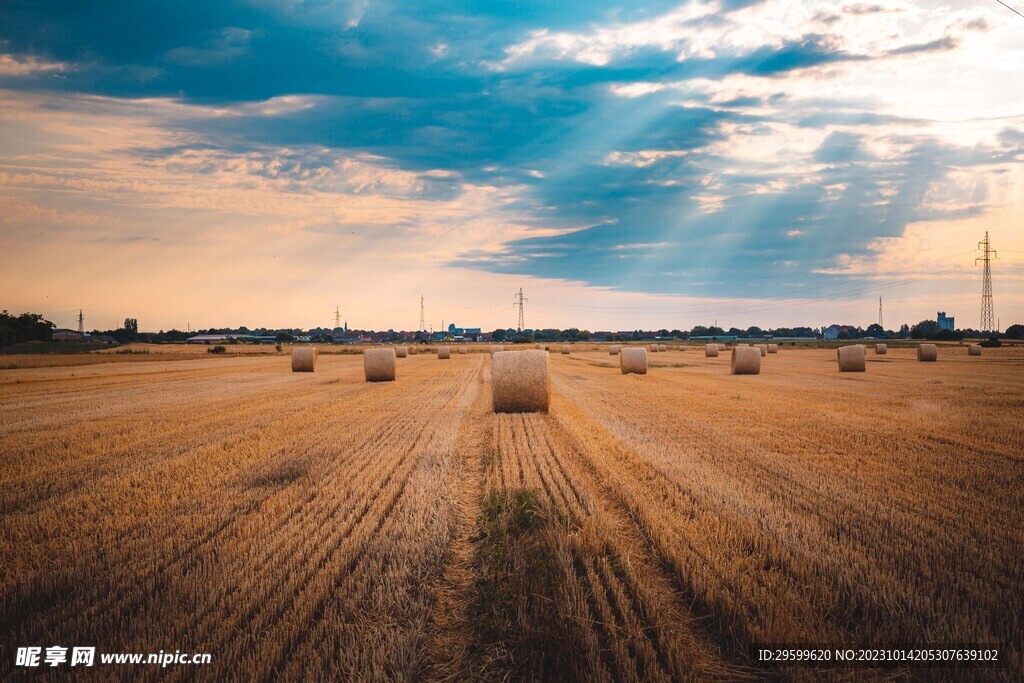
<box><xmin>994</xmin><ymin>0</ymin><xmax>1024</xmax><ymax>20</ymax></box>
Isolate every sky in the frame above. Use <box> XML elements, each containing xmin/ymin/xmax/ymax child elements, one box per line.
<box><xmin>0</xmin><ymin>0</ymin><xmax>1022</xmax><ymax>333</ymax></box>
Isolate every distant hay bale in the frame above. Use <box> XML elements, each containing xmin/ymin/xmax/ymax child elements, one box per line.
<box><xmin>705</xmin><ymin>344</ymin><xmax>719</xmax><ymax>358</ymax></box>
<box><xmin>620</xmin><ymin>347</ymin><xmax>648</xmax><ymax>375</ymax></box>
<box><xmin>767</xmin><ymin>344</ymin><xmax>778</xmax><ymax>354</ymax></box>
<box><xmin>534</xmin><ymin>344</ymin><xmax>541</xmax><ymax>349</ymax></box>
<box><xmin>649</xmin><ymin>344</ymin><xmax>658</xmax><ymax>352</ymax></box>
<box><xmin>609</xmin><ymin>345</ymin><xmax>621</xmax><ymax>355</ymax></box>
<box><xmin>437</xmin><ymin>345</ymin><xmax>450</xmax><ymax>359</ymax></box>
<box><xmin>837</xmin><ymin>345</ymin><xmax>866</xmax><ymax>372</ymax></box>
<box><xmin>658</xmin><ymin>344</ymin><xmax>667</xmax><ymax>352</ymax></box>
<box><xmin>291</xmin><ymin>347</ymin><xmax>317</xmax><ymax>372</ymax></box>
<box><xmin>968</xmin><ymin>344</ymin><xmax>982</xmax><ymax>356</ymax></box>
<box><xmin>718</xmin><ymin>344</ymin><xmax>727</xmax><ymax>352</ymax></box>
<box><xmin>492</xmin><ymin>350</ymin><xmax>550</xmax><ymax>413</ymax></box>
<box><xmin>874</xmin><ymin>344</ymin><xmax>887</xmax><ymax>355</ymax></box>
<box><xmin>917</xmin><ymin>344</ymin><xmax>938</xmax><ymax>362</ymax></box>
<box><xmin>754</xmin><ymin>344</ymin><xmax>768</xmax><ymax>357</ymax></box>
<box><xmin>561</xmin><ymin>345</ymin><xmax>571</xmax><ymax>354</ymax></box>
<box><xmin>364</xmin><ymin>348</ymin><xmax>396</xmax><ymax>382</ymax></box>
<box><xmin>490</xmin><ymin>345</ymin><xmax>503</xmax><ymax>355</ymax></box>
<box><xmin>458</xmin><ymin>346</ymin><xmax>467</xmax><ymax>354</ymax></box>
<box><xmin>394</xmin><ymin>346</ymin><xmax>408</xmax><ymax>358</ymax></box>
<box><xmin>408</xmin><ymin>346</ymin><xmax>418</xmax><ymax>355</ymax></box>
<box><xmin>731</xmin><ymin>347</ymin><xmax>761</xmax><ymax>375</ymax></box>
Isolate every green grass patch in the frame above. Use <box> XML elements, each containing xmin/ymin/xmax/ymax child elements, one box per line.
<box><xmin>0</xmin><ymin>342</ymin><xmax>110</xmax><ymax>355</ymax></box>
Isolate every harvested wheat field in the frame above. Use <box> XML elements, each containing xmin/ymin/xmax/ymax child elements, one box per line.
<box><xmin>1</xmin><ymin>345</ymin><xmax>1022</xmax><ymax>680</ymax></box>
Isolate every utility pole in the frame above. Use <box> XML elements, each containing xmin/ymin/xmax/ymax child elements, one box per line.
<box><xmin>77</xmin><ymin>309</ymin><xmax>84</xmax><ymax>335</ymax></box>
<box><xmin>514</xmin><ymin>288</ymin><xmax>527</xmax><ymax>332</ymax></box>
<box><xmin>334</xmin><ymin>306</ymin><xmax>341</xmax><ymax>330</ymax></box>
<box><xmin>976</xmin><ymin>232</ymin><xmax>997</xmax><ymax>333</ymax></box>
<box><xmin>420</xmin><ymin>295</ymin><xmax>425</xmax><ymax>332</ymax></box>
<box><xmin>878</xmin><ymin>297</ymin><xmax>883</xmax><ymax>329</ymax></box>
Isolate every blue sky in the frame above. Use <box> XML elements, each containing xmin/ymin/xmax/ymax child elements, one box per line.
<box><xmin>1</xmin><ymin>0</ymin><xmax>1022</xmax><ymax>331</ymax></box>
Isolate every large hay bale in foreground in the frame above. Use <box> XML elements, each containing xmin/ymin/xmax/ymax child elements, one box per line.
<box><xmin>705</xmin><ymin>344</ymin><xmax>719</xmax><ymax>358</ymax></box>
<box><xmin>767</xmin><ymin>344</ymin><xmax>778</xmax><ymax>354</ymax></box>
<box><xmin>968</xmin><ymin>344</ymin><xmax>982</xmax><ymax>356</ymax></box>
<box><xmin>437</xmin><ymin>345</ymin><xmax>450</xmax><ymax>359</ymax></box>
<box><xmin>609</xmin><ymin>345</ymin><xmax>621</xmax><ymax>355</ymax></box>
<box><xmin>731</xmin><ymin>347</ymin><xmax>761</xmax><ymax>375</ymax></box>
<box><xmin>620</xmin><ymin>347</ymin><xmax>648</xmax><ymax>375</ymax></box>
<box><xmin>492</xmin><ymin>350</ymin><xmax>550</xmax><ymax>413</ymax></box>
<box><xmin>364</xmin><ymin>348</ymin><xmax>396</xmax><ymax>382</ymax></box>
<box><xmin>561</xmin><ymin>345</ymin><xmax>571</xmax><ymax>354</ymax></box>
<box><xmin>394</xmin><ymin>346</ymin><xmax>408</xmax><ymax>358</ymax></box>
<box><xmin>917</xmin><ymin>344</ymin><xmax>938</xmax><ymax>362</ymax></box>
<box><xmin>291</xmin><ymin>347</ymin><xmax>317</xmax><ymax>372</ymax></box>
<box><xmin>755</xmin><ymin>344</ymin><xmax>768</xmax><ymax>357</ymax></box>
<box><xmin>490</xmin><ymin>345</ymin><xmax>503</xmax><ymax>355</ymax></box>
<box><xmin>875</xmin><ymin>344</ymin><xmax>887</xmax><ymax>355</ymax></box>
<box><xmin>837</xmin><ymin>345</ymin><xmax>866</xmax><ymax>372</ymax></box>
<box><xmin>458</xmin><ymin>346</ymin><xmax>467</xmax><ymax>354</ymax></box>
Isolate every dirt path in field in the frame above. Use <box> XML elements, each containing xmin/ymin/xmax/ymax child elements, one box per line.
<box><xmin>421</xmin><ymin>360</ymin><xmax>491</xmax><ymax>681</ymax></box>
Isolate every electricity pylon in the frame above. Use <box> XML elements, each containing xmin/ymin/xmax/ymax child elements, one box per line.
<box><xmin>976</xmin><ymin>232</ymin><xmax>997</xmax><ymax>333</ymax></box>
<box><xmin>514</xmin><ymin>288</ymin><xmax>527</xmax><ymax>332</ymax></box>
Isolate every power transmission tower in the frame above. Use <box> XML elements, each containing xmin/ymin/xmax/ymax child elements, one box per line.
<box><xmin>976</xmin><ymin>232</ymin><xmax>997</xmax><ymax>333</ymax></box>
<box><xmin>77</xmin><ymin>309</ymin><xmax>84</xmax><ymax>334</ymax></box>
<box><xmin>334</xmin><ymin>306</ymin><xmax>341</xmax><ymax>330</ymax></box>
<box><xmin>514</xmin><ymin>288</ymin><xmax>527</xmax><ymax>332</ymax></box>
<box><xmin>420</xmin><ymin>295</ymin><xmax>425</xmax><ymax>332</ymax></box>
<box><xmin>878</xmin><ymin>297</ymin><xmax>883</xmax><ymax>329</ymax></box>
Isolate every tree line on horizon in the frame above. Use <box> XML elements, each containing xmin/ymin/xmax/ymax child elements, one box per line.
<box><xmin>3</xmin><ymin>311</ymin><xmax>1022</xmax><ymax>348</ymax></box>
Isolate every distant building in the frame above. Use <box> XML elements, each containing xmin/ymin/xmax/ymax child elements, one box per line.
<box><xmin>52</xmin><ymin>329</ymin><xmax>84</xmax><ymax>342</ymax></box>
<box><xmin>937</xmin><ymin>311</ymin><xmax>955</xmax><ymax>331</ymax></box>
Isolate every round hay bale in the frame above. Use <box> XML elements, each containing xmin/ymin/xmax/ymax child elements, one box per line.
<box><xmin>620</xmin><ymin>347</ymin><xmax>648</xmax><ymax>375</ymax></box>
<box><xmin>874</xmin><ymin>344</ymin><xmax>887</xmax><ymax>355</ymax></box>
<box><xmin>705</xmin><ymin>344</ymin><xmax>719</xmax><ymax>358</ymax></box>
<box><xmin>917</xmin><ymin>344</ymin><xmax>938</xmax><ymax>362</ymax></box>
<box><xmin>394</xmin><ymin>346</ymin><xmax>408</xmax><ymax>358</ymax></box>
<box><xmin>754</xmin><ymin>344</ymin><xmax>768</xmax><ymax>357</ymax></box>
<box><xmin>291</xmin><ymin>347</ymin><xmax>318</xmax><ymax>372</ymax></box>
<box><xmin>489</xmin><ymin>344</ymin><xmax>503</xmax><ymax>355</ymax></box>
<box><xmin>658</xmin><ymin>344</ymin><xmax>667</xmax><ymax>352</ymax></box>
<box><xmin>718</xmin><ymin>344</ymin><xmax>727</xmax><ymax>352</ymax></box>
<box><xmin>767</xmin><ymin>344</ymin><xmax>778</xmax><ymax>354</ymax></box>
<box><xmin>408</xmin><ymin>346</ymin><xmax>418</xmax><ymax>355</ymax></box>
<box><xmin>458</xmin><ymin>346</ymin><xmax>467</xmax><ymax>354</ymax></box>
<box><xmin>837</xmin><ymin>344</ymin><xmax>866</xmax><ymax>372</ymax></box>
<box><xmin>731</xmin><ymin>347</ymin><xmax>761</xmax><ymax>375</ymax></box>
<box><xmin>609</xmin><ymin>345</ymin><xmax>621</xmax><ymax>356</ymax></box>
<box><xmin>364</xmin><ymin>348</ymin><xmax>396</xmax><ymax>382</ymax></box>
<box><xmin>437</xmin><ymin>345</ymin><xmax>450</xmax><ymax>359</ymax></box>
<box><xmin>968</xmin><ymin>344</ymin><xmax>982</xmax><ymax>356</ymax></box>
<box><xmin>561</xmin><ymin>344</ymin><xmax>571</xmax><ymax>354</ymax></box>
<box><xmin>492</xmin><ymin>350</ymin><xmax>550</xmax><ymax>413</ymax></box>
<box><xmin>649</xmin><ymin>344</ymin><xmax>658</xmax><ymax>352</ymax></box>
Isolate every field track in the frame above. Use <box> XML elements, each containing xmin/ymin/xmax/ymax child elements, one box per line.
<box><xmin>1</xmin><ymin>346</ymin><xmax>1022</xmax><ymax>680</ymax></box>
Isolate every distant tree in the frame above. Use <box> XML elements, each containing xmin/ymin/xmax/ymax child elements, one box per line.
<box><xmin>690</xmin><ymin>326</ymin><xmax>711</xmax><ymax>337</ymax></box>
<box><xmin>727</xmin><ymin>327</ymin><xmax>744</xmax><ymax>337</ymax></box>
<box><xmin>898</xmin><ymin>323</ymin><xmax>910</xmax><ymax>338</ymax></box>
<box><xmin>276</xmin><ymin>332</ymin><xmax>294</xmax><ymax>342</ymax></box>
<box><xmin>931</xmin><ymin>328</ymin><xmax>965</xmax><ymax>341</ymax></box>
<box><xmin>491</xmin><ymin>328</ymin><xmax>507</xmax><ymax>342</ymax></box>
<box><xmin>1005</xmin><ymin>324</ymin><xmax>1024</xmax><ymax>339</ymax></box>
<box><xmin>746</xmin><ymin>326</ymin><xmax>763</xmax><ymax>338</ymax></box>
<box><xmin>657</xmin><ymin>329</ymin><xmax>670</xmax><ymax>338</ymax></box>
<box><xmin>0</xmin><ymin>311</ymin><xmax>55</xmax><ymax>346</ymax></box>
<box><xmin>837</xmin><ymin>330</ymin><xmax>851</xmax><ymax>340</ymax></box>
<box><xmin>670</xmin><ymin>329</ymin><xmax>685</xmax><ymax>339</ymax></box>
<box><xmin>575</xmin><ymin>329</ymin><xmax>590</xmax><ymax>341</ymax></box>
<box><xmin>864</xmin><ymin>323</ymin><xmax>885</xmax><ymax>338</ymax></box>
<box><xmin>911</xmin><ymin>320</ymin><xmax>940</xmax><ymax>339</ymax></box>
